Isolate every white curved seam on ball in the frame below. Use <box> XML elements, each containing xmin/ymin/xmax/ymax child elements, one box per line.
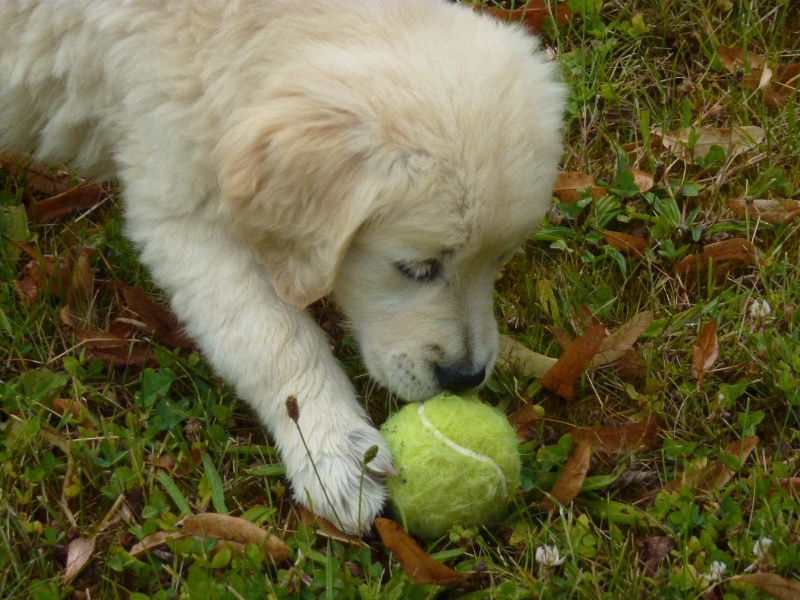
<box><xmin>417</xmin><ymin>403</ymin><xmax>507</xmax><ymax>497</ymax></box>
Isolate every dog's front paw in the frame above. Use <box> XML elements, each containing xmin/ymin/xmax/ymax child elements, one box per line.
<box><xmin>286</xmin><ymin>420</ymin><xmax>395</xmax><ymax>535</ymax></box>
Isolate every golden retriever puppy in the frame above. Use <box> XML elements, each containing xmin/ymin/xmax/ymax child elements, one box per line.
<box><xmin>0</xmin><ymin>0</ymin><xmax>565</xmax><ymax>533</ymax></box>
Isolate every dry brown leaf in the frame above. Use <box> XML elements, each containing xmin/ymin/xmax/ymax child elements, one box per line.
<box><xmin>729</xmin><ymin>198</ymin><xmax>800</xmax><ymax>224</ymax></box>
<box><xmin>69</xmin><ymin>248</ymin><xmax>95</xmax><ymax>308</ymax></box>
<box><xmin>128</xmin><ymin>530</ymin><xmax>190</xmax><ymax>558</ymax></box>
<box><xmin>761</xmin><ymin>63</ymin><xmax>800</xmax><ymax>109</ymax></box>
<box><xmin>591</xmin><ymin>311</ymin><xmax>653</xmax><ymax>367</ymax></box>
<box><xmin>508</xmin><ymin>403</ymin><xmax>541</xmax><ymax>442</ymax></box>
<box><xmin>180</xmin><ymin>513</ymin><xmax>290</xmax><ymax>562</ymax></box>
<box><xmin>118</xmin><ymin>283</ymin><xmax>193</xmax><ymax>349</ymax></box>
<box><xmin>63</xmin><ymin>537</ymin><xmax>95</xmax><ymax>586</ymax></box>
<box><xmin>12</xmin><ymin>242</ymin><xmax>71</xmax><ymax>304</ymax></box>
<box><xmin>654</xmin><ymin>126</ymin><xmax>765</xmax><ymax>161</ymax></box>
<box><xmin>574</xmin><ymin>413</ymin><xmax>659</xmax><ymax>457</ymax></box>
<box><xmin>641</xmin><ymin>535</ymin><xmax>675</xmax><ymax>577</ymax></box>
<box><xmin>0</xmin><ymin>153</ymin><xmax>74</xmax><ymax>196</ymax></box>
<box><xmin>553</xmin><ymin>171</ymin><xmax>605</xmax><ymax>203</ymax></box>
<box><xmin>51</xmin><ymin>398</ymin><xmax>94</xmax><ymax>429</ymax></box>
<box><xmin>374</xmin><ymin>517</ymin><xmax>466</xmax><ymax>586</ymax></box>
<box><xmin>61</xmin><ymin>307</ymin><xmax>157</xmax><ymax>368</ymax></box>
<box><xmin>628</xmin><ymin>167</ymin><xmax>655</xmax><ymax>192</ymax></box>
<box><xmin>692</xmin><ymin>319</ymin><xmax>719</xmax><ymax>387</ymax></box>
<box><xmin>770</xmin><ymin>477</ymin><xmax>800</xmax><ymax>497</ymax></box>
<box><xmin>540</xmin><ymin>437</ymin><xmax>594</xmax><ymax>510</ymax></box>
<box><xmin>471</xmin><ymin>2</ymin><xmax>572</xmax><ymax>34</ymax></box>
<box><xmin>717</xmin><ymin>44</ymin><xmax>767</xmax><ymax>73</ymax></box>
<box><xmin>737</xmin><ymin>573</ymin><xmax>800</xmax><ymax>599</ymax></box>
<box><xmin>602</xmin><ymin>231</ymin><xmax>648</xmax><ymax>258</ymax></box>
<box><xmin>300</xmin><ymin>508</ymin><xmax>367</xmax><ymax>547</ymax></box>
<box><xmin>546</xmin><ymin>325</ymin><xmax>574</xmax><ymax>351</ymax></box>
<box><xmin>541</xmin><ymin>318</ymin><xmax>609</xmax><ymax>400</ymax></box>
<box><xmin>643</xmin><ymin>436</ymin><xmax>758</xmax><ymax>500</ymax></box>
<box><xmin>674</xmin><ymin>238</ymin><xmax>762</xmax><ymax>277</ymax></box>
<box><xmin>27</xmin><ymin>183</ymin><xmax>106</xmax><ymax>224</ymax></box>
<box><xmin>498</xmin><ymin>335</ymin><xmax>557</xmax><ymax>378</ymax></box>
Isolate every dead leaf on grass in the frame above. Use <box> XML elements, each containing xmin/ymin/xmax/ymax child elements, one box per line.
<box><xmin>717</xmin><ymin>44</ymin><xmax>767</xmax><ymax>73</ymax></box>
<box><xmin>553</xmin><ymin>171</ymin><xmax>605</xmax><ymax>204</ymax></box>
<box><xmin>60</xmin><ymin>307</ymin><xmax>156</xmax><ymax>368</ymax></box>
<box><xmin>654</xmin><ymin>126</ymin><xmax>765</xmax><ymax>161</ymax></box>
<box><xmin>769</xmin><ymin>477</ymin><xmax>800</xmax><ymax>497</ymax></box>
<box><xmin>118</xmin><ymin>283</ymin><xmax>193</xmax><ymax>349</ymax></box>
<box><xmin>729</xmin><ymin>198</ymin><xmax>800</xmax><ymax>224</ymax></box>
<box><xmin>128</xmin><ymin>530</ymin><xmax>191</xmax><ymax>559</ymax></box>
<box><xmin>27</xmin><ymin>182</ymin><xmax>106</xmax><ymax>223</ymax></box>
<box><xmin>591</xmin><ymin>311</ymin><xmax>653</xmax><ymax>368</ymax></box>
<box><xmin>541</xmin><ymin>318</ymin><xmax>609</xmax><ymax>400</ymax></box>
<box><xmin>737</xmin><ymin>573</ymin><xmax>800</xmax><ymax>599</ymax></box>
<box><xmin>374</xmin><ymin>517</ymin><xmax>466</xmax><ymax>586</ymax></box>
<box><xmin>498</xmin><ymin>335</ymin><xmax>557</xmax><ymax>378</ymax></box>
<box><xmin>602</xmin><ymin>231</ymin><xmax>648</xmax><ymax>258</ymax></box>
<box><xmin>508</xmin><ymin>402</ymin><xmax>541</xmax><ymax>442</ymax></box>
<box><xmin>641</xmin><ymin>535</ymin><xmax>675</xmax><ymax>576</ymax></box>
<box><xmin>12</xmin><ymin>242</ymin><xmax>71</xmax><ymax>304</ymax></box>
<box><xmin>539</xmin><ymin>437</ymin><xmax>594</xmax><ymax>510</ymax></box>
<box><xmin>574</xmin><ymin>413</ymin><xmax>659</xmax><ymax>457</ymax></box>
<box><xmin>717</xmin><ymin>45</ymin><xmax>800</xmax><ymax>109</ymax></box>
<box><xmin>63</xmin><ymin>537</ymin><xmax>95</xmax><ymax>586</ymax></box>
<box><xmin>692</xmin><ymin>319</ymin><xmax>719</xmax><ymax>388</ymax></box>
<box><xmin>300</xmin><ymin>508</ymin><xmax>366</xmax><ymax>547</ymax></box>
<box><xmin>0</xmin><ymin>152</ymin><xmax>74</xmax><ymax>196</ymax></box>
<box><xmin>51</xmin><ymin>398</ymin><xmax>94</xmax><ymax>429</ymax></box>
<box><xmin>642</xmin><ymin>436</ymin><xmax>758</xmax><ymax>500</ymax></box>
<box><xmin>470</xmin><ymin>2</ymin><xmax>572</xmax><ymax>34</ymax></box>
<box><xmin>674</xmin><ymin>238</ymin><xmax>762</xmax><ymax>278</ymax></box>
<box><xmin>180</xmin><ymin>513</ymin><xmax>290</xmax><ymax>562</ymax></box>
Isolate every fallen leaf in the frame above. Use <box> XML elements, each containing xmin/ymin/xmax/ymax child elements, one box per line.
<box><xmin>498</xmin><ymin>335</ymin><xmax>557</xmax><ymax>378</ymax></box>
<box><xmin>12</xmin><ymin>242</ymin><xmax>71</xmax><ymax>304</ymax></box>
<box><xmin>641</xmin><ymin>535</ymin><xmax>675</xmax><ymax>576</ymax></box>
<box><xmin>628</xmin><ymin>167</ymin><xmax>655</xmax><ymax>193</ymax></box>
<box><xmin>574</xmin><ymin>413</ymin><xmax>659</xmax><ymax>457</ymax></box>
<box><xmin>60</xmin><ymin>307</ymin><xmax>156</xmax><ymax>368</ymax></box>
<box><xmin>128</xmin><ymin>530</ymin><xmax>191</xmax><ymax>559</ymax></box>
<box><xmin>553</xmin><ymin>171</ymin><xmax>605</xmax><ymax>203</ymax></box>
<box><xmin>374</xmin><ymin>517</ymin><xmax>466</xmax><ymax>586</ymax></box>
<box><xmin>770</xmin><ymin>477</ymin><xmax>800</xmax><ymax>497</ymax></box>
<box><xmin>0</xmin><ymin>152</ymin><xmax>73</xmax><ymax>196</ymax></box>
<box><xmin>180</xmin><ymin>513</ymin><xmax>290</xmax><ymax>562</ymax></box>
<box><xmin>118</xmin><ymin>283</ymin><xmax>193</xmax><ymax>349</ymax></box>
<box><xmin>729</xmin><ymin>198</ymin><xmax>800</xmax><ymax>224</ymax></box>
<box><xmin>643</xmin><ymin>436</ymin><xmax>758</xmax><ymax>499</ymax></box>
<box><xmin>540</xmin><ymin>437</ymin><xmax>594</xmax><ymax>510</ymax></box>
<box><xmin>692</xmin><ymin>319</ymin><xmax>719</xmax><ymax>387</ymax></box>
<box><xmin>27</xmin><ymin>183</ymin><xmax>106</xmax><ymax>223</ymax></box>
<box><xmin>51</xmin><ymin>398</ymin><xmax>94</xmax><ymax>429</ymax></box>
<box><xmin>591</xmin><ymin>311</ymin><xmax>653</xmax><ymax>367</ymax></box>
<box><xmin>674</xmin><ymin>238</ymin><xmax>762</xmax><ymax>277</ymax></box>
<box><xmin>737</xmin><ymin>573</ymin><xmax>800</xmax><ymax>599</ymax></box>
<box><xmin>547</xmin><ymin>326</ymin><xmax>574</xmax><ymax>350</ymax></box>
<box><xmin>717</xmin><ymin>44</ymin><xmax>767</xmax><ymax>73</ymax></box>
<box><xmin>63</xmin><ymin>537</ymin><xmax>95</xmax><ymax>586</ymax></box>
<box><xmin>508</xmin><ymin>403</ymin><xmax>541</xmax><ymax>442</ymax></box>
<box><xmin>69</xmin><ymin>248</ymin><xmax>95</xmax><ymax>308</ymax></box>
<box><xmin>760</xmin><ymin>63</ymin><xmax>800</xmax><ymax>109</ymax></box>
<box><xmin>300</xmin><ymin>509</ymin><xmax>366</xmax><ymax>547</ymax></box>
<box><xmin>471</xmin><ymin>2</ymin><xmax>572</xmax><ymax>34</ymax></box>
<box><xmin>541</xmin><ymin>318</ymin><xmax>609</xmax><ymax>400</ymax></box>
<box><xmin>602</xmin><ymin>231</ymin><xmax>648</xmax><ymax>258</ymax></box>
<box><xmin>654</xmin><ymin>126</ymin><xmax>765</xmax><ymax>161</ymax></box>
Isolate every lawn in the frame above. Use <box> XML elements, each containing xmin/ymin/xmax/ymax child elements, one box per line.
<box><xmin>1</xmin><ymin>1</ymin><xmax>799</xmax><ymax>598</ymax></box>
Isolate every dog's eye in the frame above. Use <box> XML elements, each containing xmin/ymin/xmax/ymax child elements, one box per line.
<box><xmin>395</xmin><ymin>260</ymin><xmax>441</xmax><ymax>283</ymax></box>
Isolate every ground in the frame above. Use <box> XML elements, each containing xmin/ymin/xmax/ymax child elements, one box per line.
<box><xmin>1</xmin><ymin>1</ymin><xmax>799</xmax><ymax>598</ymax></box>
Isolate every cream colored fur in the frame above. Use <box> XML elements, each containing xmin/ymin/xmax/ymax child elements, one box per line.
<box><xmin>0</xmin><ymin>0</ymin><xmax>565</xmax><ymax>533</ymax></box>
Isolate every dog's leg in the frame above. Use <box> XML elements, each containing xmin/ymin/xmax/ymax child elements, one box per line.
<box><xmin>125</xmin><ymin>206</ymin><xmax>393</xmax><ymax>534</ymax></box>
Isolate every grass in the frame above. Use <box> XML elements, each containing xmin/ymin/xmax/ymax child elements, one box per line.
<box><xmin>1</xmin><ymin>0</ymin><xmax>799</xmax><ymax>598</ymax></box>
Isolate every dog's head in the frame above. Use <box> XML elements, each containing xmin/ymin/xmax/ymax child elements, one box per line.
<box><xmin>217</xmin><ymin>4</ymin><xmax>566</xmax><ymax>401</ymax></box>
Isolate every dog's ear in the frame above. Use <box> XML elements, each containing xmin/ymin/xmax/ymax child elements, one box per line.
<box><xmin>217</xmin><ymin>88</ymin><xmax>380</xmax><ymax>309</ymax></box>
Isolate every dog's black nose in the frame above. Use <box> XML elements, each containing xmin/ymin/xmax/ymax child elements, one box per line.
<box><xmin>435</xmin><ymin>364</ymin><xmax>486</xmax><ymax>393</ymax></box>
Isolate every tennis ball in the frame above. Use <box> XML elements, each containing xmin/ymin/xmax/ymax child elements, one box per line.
<box><xmin>380</xmin><ymin>392</ymin><xmax>521</xmax><ymax>539</ymax></box>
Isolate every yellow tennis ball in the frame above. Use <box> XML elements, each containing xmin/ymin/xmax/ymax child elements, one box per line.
<box><xmin>380</xmin><ymin>392</ymin><xmax>521</xmax><ymax>539</ymax></box>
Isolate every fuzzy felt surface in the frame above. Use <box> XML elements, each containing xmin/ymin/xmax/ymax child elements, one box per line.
<box><xmin>381</xmin><ymin>392</ymin><xmax>521</xmax><ymax>539</ymax></box>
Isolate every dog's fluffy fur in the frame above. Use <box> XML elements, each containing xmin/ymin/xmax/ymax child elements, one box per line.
<box><xmin>0</xmin><ymin>0</ymin><xmax>565</xmax><ymax>532</ymax></box>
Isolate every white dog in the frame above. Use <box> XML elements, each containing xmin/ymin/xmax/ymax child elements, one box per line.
<box><xmin>0</xmin><ymin>0</ymin><xmax>565</xmax><ymax>533</ymax></box>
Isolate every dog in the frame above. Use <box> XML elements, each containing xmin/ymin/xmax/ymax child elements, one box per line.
<box><xmin>0</xmin><ymin>0</ymin><xmax>565</xmax><ymax>533</ymax></box>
